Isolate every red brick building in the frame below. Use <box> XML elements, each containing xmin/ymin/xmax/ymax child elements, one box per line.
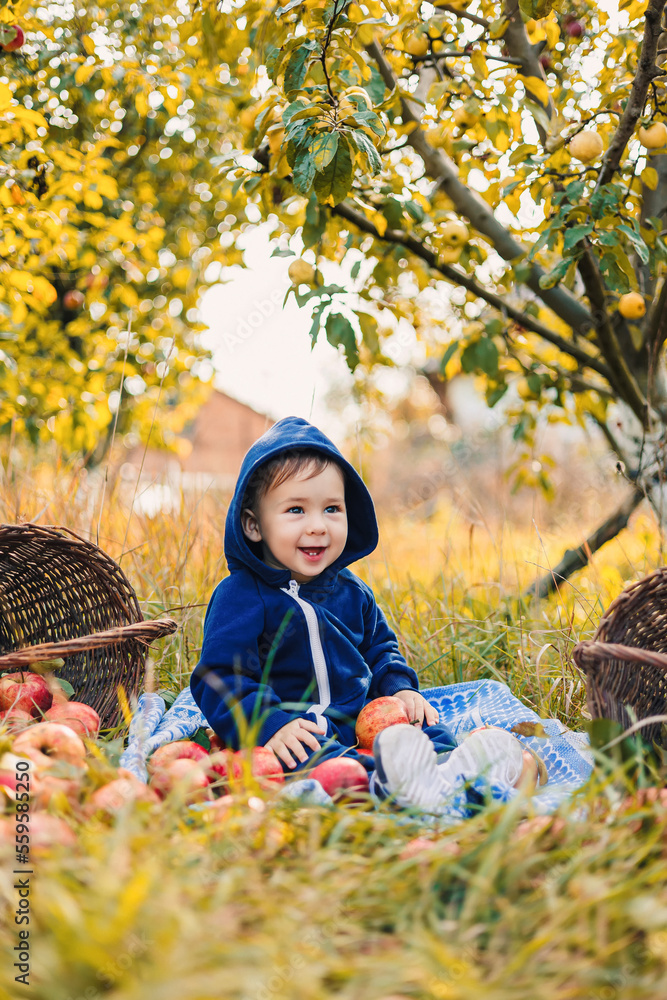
<box><xmin>123</xmin><ymin>390</ymin><xmax>275</xmax><ymax>492</ymax></box>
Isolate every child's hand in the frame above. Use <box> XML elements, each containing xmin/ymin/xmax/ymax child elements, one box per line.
<box><xmin>265</xmin><ymin>718</ymin><xmax>326</xmax><ymax>769</ymax></box>
<box><xmin>394</xmin><ymin>689</ymin><xmax>440</xmax><ymax>727</ymax></box>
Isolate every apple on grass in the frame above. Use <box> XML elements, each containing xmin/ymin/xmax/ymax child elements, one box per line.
<box><xmin>12</xmin><ymin>721</ymin><xmax>87</xmax><ymax>770</ymax></box>
<box><xmin>231</xmin><ymin>747</ymin><xmax>284</xmax><ymax>787</ymax></box>
<box><xmin>310</xmin><ymin>756</ymin><xmax>369</xmax><ymax>802</ymax></box>
<box><xmin>0</xmin><ymin>671</ymin><xmax>53</xmax><ymax>716</ymax></box>
<box><xmin>0</xmin><ymin>708</ymin><xmax>33</xmax><ymax>730</ymax></box>
<box><xmin>355</xmin><ymin>696</ymin><xmax>411</xmax><ymax>750</ymax></box>
<box><xmin>86</xmin><ymin>777</ymin><xmax>160</xmax><ymax>817</ymax></box>
<box><xmin>149</xmin><ymin>757</ymin><xmax>213</xmax><ymax>802</ymax></box>
<box><xmin>147</xmin><ymin>740</ymin><xmax>210</xmax><ymax>773</ymax></box>
<box><xmin>44</xmin><ymin>702</ymin><xmax>100</xmax><ymax>738</ymax></box>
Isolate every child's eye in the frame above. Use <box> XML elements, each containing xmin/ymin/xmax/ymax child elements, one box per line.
<box><xmin>287</xmin><ymin>506</ymin><xmax>303</xmax><ymax>514</ymax></box>
<box><xmin>326</xmin><ymin>505</ymin><xmax>344</xmax><ymax>513</ymax></box>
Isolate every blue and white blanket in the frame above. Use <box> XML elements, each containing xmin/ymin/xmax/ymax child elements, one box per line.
<box><xmin>119</xmin><ymin>679</ymin><xmax>594</xmax><ymax>817</ymax></box>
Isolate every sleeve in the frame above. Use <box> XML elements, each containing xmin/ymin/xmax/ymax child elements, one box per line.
<box><xmin>189</xmin><ymin>575</ymin><xmax>296</xmax><ymax>749</ymax></box>
<box><xmin>357</xmin><ymin>584</ymin><xmax>420</xmax><ymax>698</ymax></box>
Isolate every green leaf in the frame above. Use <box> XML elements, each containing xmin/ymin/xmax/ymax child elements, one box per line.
<box><xmin>325</xmin><ymin>312</ymin><xmax>359</xmax><ymax>370</ymax></box>
<box><xmin>404</xmin><ymin>199</ymin><xmax>425</xmax><ymax>223</ymax></box>
<box><xmin>293</xmin><ymin>149</ymin><xmax>316</xmax><ymax>195</ymax></box>
<box><xmin>439</xmin><ymin>340</ymin><xmax>459</xmax><ymax>373</ymax></box>
<box><xmin>598</xmin><ymin>230</ymin><xmax>619</xmax><ymax>247</ymax></box>
<box><xmin>271</xmin><ymin>247</ymin><xmax>295</xmax><ymax>257</ymax></box>
<box><xmin>618</xmin><ymin>224</ymin><xmax>650</xmax><ymax>265</ymax></box>
<box><xmin>509</xmin><ymin>143</ymin><xmax>538</xmax><ymax>167</ymax></box>
<box><xmin>308</xmin><ymin>302</ymin><xmax>326</xmax><ymax>347</ymax></box>
<box><xmin>519</xmin><ymin>0</ymin><xmax>554</xmax><ymax>17</ymax></box>
<box><xmin>302</xmin><ymin>194</ymin><xmax>326</xmax><ymax>248</ymax></box>
<box><xmin>351</xmin><ymin>109</ymin><xmax>385</xmax><ymax>138</ymax></box>
<box><xmin>563</xmin><ymin>223</ymin><xmax>594</xmax><ymax>252</ymax></box>
<box><xmin>349</xmin><ymin>129</ymin><xmax>381</xmax><ymax>174</ymax></box>
<box><xmin>539</xmin><ymin>257</ymin><xmax>574</xmax><ymax>289</ymax></box>
<box><xmin>350</xmin><ymin>260</ymin><xmax>362</xmax><ymax>279</ymax></box>
<box><xmin>55</xmin><ymin>678</ymin><xmax>76</xmax><ymax>699</ymax></box>
<box><xmin>284</xmin><ymin>42</ymin><xmax>316</xmax><ymax>96</ymax></box>
<box><xmin>357</xmin><ymin>312</ymin><xmax>379</xmax><ymax>354</ymax></box>
<box><xmin>313</xmin><ymin>139</ymin><xmax>353</xmax><ymax>204</ymax></box>
<box><xmin>310</xmin><ymin>132</ymin><xmax>339</xmax><ymax>171</ymax></box>
<box><xmin>365</xmin><ymin>66</ymin><xmax>386</xmax><ymax>105</ymax></box>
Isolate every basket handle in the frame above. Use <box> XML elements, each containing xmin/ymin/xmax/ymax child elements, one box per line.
<box><xmin>573</xmin><ymin>639</ymin><xmax>667</xmax><ymax>673</ymax></box>
<box><xmin>0</xmin><ymin>617</ymin><xmax>178</xmax><ymax>669</ymax></box>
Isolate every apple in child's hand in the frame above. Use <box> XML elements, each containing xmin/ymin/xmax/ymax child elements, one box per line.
<box><xmin>149</xmin><ymin>758</ymin><xmax>212</xmax><ymax>802</ymax></box>
<box><xmin>0</xmin><ymin>671</ymin><xmax>53</xmax><ymax>716</ymax></box>
<box><xmin>44</xmin><ymin>702</ymin><xmax>100</xmax><ymax>737</ymax></box>
<box><xmin>310</xmin><ymin>757</ymin><xmax>369</xmax><ymax>801</ymax></box>
<box><xmin>147</xmin><ymin>740</ymin><xmax>210</xmax><ymax>773</ymax></box>
<box><xmin>355</xmin><ymin>696</ymin><xmax>410</xmax><ymax>750</ymax></box>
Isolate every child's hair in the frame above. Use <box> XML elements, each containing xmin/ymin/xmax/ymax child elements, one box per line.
<box><xmin>241</xmin><ymin>448</ymin><xmax>342</xmax><ymax>515</ymax></box>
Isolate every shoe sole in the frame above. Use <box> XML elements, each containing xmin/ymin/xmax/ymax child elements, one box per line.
<box><xmin>373</xmin><ymin>724</ymin><xmax>444</xmax><ymax>810</ymax></box>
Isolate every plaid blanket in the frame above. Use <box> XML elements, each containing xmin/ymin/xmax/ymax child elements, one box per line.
<box><xmin>119</xmin><ymin>679</ymin><xmax>594</xmax><ymax>817</ymax></box>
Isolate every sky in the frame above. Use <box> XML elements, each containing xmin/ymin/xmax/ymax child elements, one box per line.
<box><xmin>198</xmin><ymin>224</ymin><xmax>356</xmax><ymax>440</ymax></box>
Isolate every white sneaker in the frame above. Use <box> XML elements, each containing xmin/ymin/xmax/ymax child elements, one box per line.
<box><xmin>372</xmin><ymin>725</ymin><xmax>452</xmax><ymax>813</ymax></box>
<box><xmin>437</xmin><ymin>726</ymin><xmax>525</xmax><ymax>787</ymax></box>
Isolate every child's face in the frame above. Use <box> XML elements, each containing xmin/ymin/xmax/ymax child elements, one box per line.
<box><xmin>242</xmin><ymin>463</ymin><xmax>348</xmax><ymax>583</ymax></box>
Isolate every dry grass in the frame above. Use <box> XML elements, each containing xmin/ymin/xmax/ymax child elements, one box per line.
<box><xmin>1</xmin><ymin>452</ymin><xmax>667</xmax><ymax>1000</ymax></box>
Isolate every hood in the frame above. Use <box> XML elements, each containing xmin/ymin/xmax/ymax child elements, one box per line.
<box><xmin>224</xmin><ymin>416</ymin><xmax>378</xmax><ymax>589</ymax></box>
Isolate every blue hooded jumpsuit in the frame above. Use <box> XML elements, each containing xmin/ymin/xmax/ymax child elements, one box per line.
<box><xmin>190</xmin><ymin>416</ymin><xmax>456</xmax><ymax>775</ymax></box>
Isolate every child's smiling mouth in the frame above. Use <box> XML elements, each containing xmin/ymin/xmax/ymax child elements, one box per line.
<box><xmin>299</xmin><ymin>546</ymin><xmax>327</xmax><ymax>561</ymax></box>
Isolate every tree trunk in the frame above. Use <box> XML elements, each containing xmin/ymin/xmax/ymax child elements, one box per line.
<box><xmin>526</xmin><ymin>487</ymin><xmax>647</xmax><ymax>600</ymax></box>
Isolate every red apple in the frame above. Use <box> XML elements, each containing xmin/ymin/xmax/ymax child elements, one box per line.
<box><xmin>63</xmin><ymin>289</ymin><xmax>85</xmax><ymax>310</ymax></box>
<box><xmin>231</xmin><ymin>746</ymin><xmax>284</xmax><ymax>787</ymax></box>
<box><xmin>44</xmin><ymin>702</ymin><xmax>100</xmax><ymax>738</ymax></box>
<box><xmin>12</xmin><ymin>721</ymin><xmax>87</xmax><ymax>770</ymax></box>
<box><xmin>207</xmin><ymin>749</ymin><xmax>233</xmax><ymax>784</ymax></box>
<box><xmin>0</xmin><ymin>708</ymin><xmax>33</xmax><ymax>730</ymax></box>
<box><xmin>0</xmin><ymin>769</ymin><xmax>19</xmax><ymax>801</ymax></box>
<box><xmin>399</xmin><ymin>837</ymin><xmax>461</xmax><ymax>861</ymax></box>
<box><xmin>0</xmin><ymin>25</ymin><xmax>25</xmax><ymax>52</ymax></box>
<box><xmin>355</xmin><ymin>696</ymin><xmax>410</xmax><ymax>750</ymax></box>
<box><xmin>539</xmin><ymin>54</ymin><xmax>552</xmax><ymax>70</ymax></box>
<box><xmin>566</xmin><ymin>20</ymin><xmax>583</xmax><ymax>37</ymax></box>
<box><xmin>310</xmin><ymin>756</ymin><xmax>370</xmax><ymax>801</ymax></box>
<box><xmin>31</xmin><ymin>774</ymin><xmax>82</xmax><ymax>812</ymax></box>
<box><xmin>149</xmin><ymin>758</ymin><xmax>212</xmax><ymax>802</ymax></box>
<box><xmin>147</xmin><ymin>740</ymin><xmax>209</xmax><ymax>773</ymax></box>
<box><xmin>86</xmin><ymin>777</ymin><xmax>159</xmax><ymax>817</ymax></box>
<box><xmin>28</xmin><ymin>813</ymin><xmax>77</xmax><ymax>852</ymax></box>
<box><xmin>0</xmin><ymin>671</ymin><xmax>52</xmax><ymax>717</ymax></box>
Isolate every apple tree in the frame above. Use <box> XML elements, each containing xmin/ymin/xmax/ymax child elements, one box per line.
<box><xmin>181</xmin><ymin>0</ymin><xmax>667</xmax><ymax>594</ymax></box>
<box><xmin>0</xmin><ymin>0</ymin><xmax>250</xmax><ymax>458</ymax></box>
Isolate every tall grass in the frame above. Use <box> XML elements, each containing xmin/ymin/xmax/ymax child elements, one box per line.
<box><xmin>1</xmin><ymin>454</ymin><xmax>667</xmax><ymax>1000</ymax></box>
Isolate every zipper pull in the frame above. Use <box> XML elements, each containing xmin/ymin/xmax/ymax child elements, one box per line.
<box><xmin>288</xmin><ymin>578</ymin><xmax>299</xmax><ymax>596</ymax></box>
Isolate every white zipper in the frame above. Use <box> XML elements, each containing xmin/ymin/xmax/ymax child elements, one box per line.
<box><xmin>281</xmin><ymin>577</ymin><xmax>331</xmax><ymax>728</ymax></box>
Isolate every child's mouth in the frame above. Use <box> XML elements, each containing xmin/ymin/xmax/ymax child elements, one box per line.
<box><xmin>299</xmin><ymin>547</ymin><xmax>326</xmax><ymax>561</ymax></box>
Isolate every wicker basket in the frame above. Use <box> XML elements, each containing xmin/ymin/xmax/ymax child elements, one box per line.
<box><xmin>573</xmin><ymin>568</ymin><xmax>667</xmax><ymax>746</ymax></box>
<box><xmin>0</xmin><ymin>523</ymin><xmax>177</xmax><ymax>727</ymax></box>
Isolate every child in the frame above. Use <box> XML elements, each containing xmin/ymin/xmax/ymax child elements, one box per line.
<box><xmin>191</xmin><ymin>416</ymin><xmax>536</xmax><ymax>812</ymax></box>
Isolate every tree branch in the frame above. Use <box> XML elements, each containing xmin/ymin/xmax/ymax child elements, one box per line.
<box><xmin>501</xmin><ymin>0</ymin><xmax>554</xmax><ymax>144</ymax></box>
<box><xmin>596</xmin><ymin>0</ymin><xmax>667</xmax><ymax>191</ymax></box>
<box><xmin>577</xmin><ymin>245</ymin><xmax>649</xmax><ymax>425</ymax></box>
<box><xmin>366</xmin><ymin>39</ymin><xmax>594</xmax><ymax>334</ymax></box>
<box><xmin>436</xmin><ymin>4</ymin><xmax>490</xmax><ymax>29</ymax></box>
<box><xmin>332</xmin><ymin>201</ymin><xmax>613</xmax><ymax>380</ymax></box>
<box><xmin>525</xmin><ymin>486</ymin><xmax>646</xmax><ymax>599</ymax></box>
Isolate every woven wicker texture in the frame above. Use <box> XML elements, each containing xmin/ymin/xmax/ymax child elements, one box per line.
<box><xmin>0</xmin><ymin>523</ymin><xmax>177</xmax><ymax>727</ymax></box>
<box><xmin>573</xmin><ymin>567</ymin><xmax>667</xmax><ymax>745</ymax></box>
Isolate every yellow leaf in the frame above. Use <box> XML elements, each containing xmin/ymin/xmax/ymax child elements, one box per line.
<box><xmin>470</xmin><ymin>49</ymin><xmax>488</xmax><ymax>80</ymax></box>
<box><xmin>642</xmin><ymin>166</ymin><xmax>659</xmax><ymax>190</ymax></box>
<box><xmin>96</xmin><ymin>175</ymin><xmax>119</xmax><ymax>199</ymax></box>
<box><xmin>0</xmin><ymin>82</ymin><xmax>12</xmax><ymax>111</ymax></box>
<box><xmin>522</xmin><ymin>76</ymin><xmax>550</xmax><ymax>106</ymax></box>
<box><xmin>75</xmin><ymin>63</ymin><xmax>97</xmax><ymax>86</ymax></box>
<box><xmin>372</xmin><ymin>212</ymin><xmax>388</xmax><ymax>236</ymax></box>
<box><xmin>31</xmin><ymin>277</ymin><xmax>58</xmax><ymax>306</ymax></box>
<box><xmin>135</xmin><ymin>90</ymin><xmax>149</xmax><ymax>117</ymax></box>
<box><xmin>82</xmin><ymin>35</ymin><xmax>96</xmax><ymax>55</ymax></box>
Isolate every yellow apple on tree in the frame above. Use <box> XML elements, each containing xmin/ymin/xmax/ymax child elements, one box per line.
<box><xmin>405</xmin><ymin>32</ymin><xmax>429</xmax><ymax>58</ymax></box>
<box><xmin>441</xmin><ymin>220</ymin><xmax>469</xmax><ymax>249</ymax></box>
<box><xmin>568</xmin><ymin>130</ymin><xmax>604</xmax><ymax>163</ymax></box>
<box><xmin>618</xmin><ymin>292</ymin><xmax>646</xmax><ymax>320</ymax></box>
<box><xmin>638</xmin><ymin>122</ymin><xmax>667</xmax><ymax>149</ymax></box>
<box><xmin>288</xmin><ymin>259</ymin><xmax>316</xmax><ymax>286</ymax></box>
